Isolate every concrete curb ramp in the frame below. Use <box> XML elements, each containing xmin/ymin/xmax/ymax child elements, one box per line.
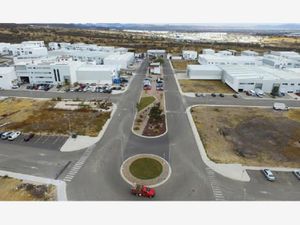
<box><xmin>60</xmin><ymin>103</ymin><xmax>117</xmax><ymax>152</ymax></box>
<box><xmin>120</xmin><ymin>154</ymin><xmax>172</xmax><ymax>188</ymax></box>
<box><xmin>0</xmin><ymin>170</ymin><xmax>67</xmax><ymax>201</ymax></box>
<box><xmin>186</xmin><ymin>105</ymin><xmax>251</xmax><ymax>182</ymax></box>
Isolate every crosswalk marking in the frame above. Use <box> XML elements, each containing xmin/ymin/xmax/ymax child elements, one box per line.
<box><xmin>63</xmin><ymin>144</ymin><xmax>95</xmax><ymax>182</ymax></box>
<box><xmin>205</xmin><ymin>167</ymin><xmax>225</xmax><ymax>201</ymax></box>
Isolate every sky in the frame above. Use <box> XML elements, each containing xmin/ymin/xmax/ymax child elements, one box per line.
<box><xmin>1</xmin><ymin>0</ymin><xmax>300</xmax><ymax>24</ymax></box>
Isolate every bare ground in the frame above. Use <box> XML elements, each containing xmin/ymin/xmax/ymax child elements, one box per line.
<box><xmin>192</xmin><ymin>106</ymin><xmax>300</xmax><ymax>167</ymax></box>
<box><xmin>0</xmin><ymin>98</ymin><xmax>111</xmax><ymax>137</ymax></box>
<box><xmin>179</xmin><ymin>80</ymin><xmax>235</xmax><ymax>93</ymax></box>
<box><xmin>0</xmin><ymin>176</ymin><xmax>55</xmax><ymax>201</ymax></box>
<box><xmin>171</xmin><ymin>60</ymin><xmax>199</xmax><ymax>70</ymax></box>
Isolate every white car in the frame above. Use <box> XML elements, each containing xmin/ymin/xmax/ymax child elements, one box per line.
<box><xmin>1</xmin><ymin>131</ymin><xmax>13</xmax><ymax>140</ymax></box>
<box><xmin>261</xmin><ymin>169</ymin><xmax>276</xmax><ymax>181</ymax></box>
<box><xmin>8</xmin><ymin>131</ymin><xmax>22</xmax><ymax>141</ymax></box>
<box><xmin>293</xmin><ymin>170</ymin><xmax>300</xmax><ymax>180</ymax></box>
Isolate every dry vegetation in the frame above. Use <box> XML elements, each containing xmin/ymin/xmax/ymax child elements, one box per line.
<box><xmin>192</xmin><ymin>106</ymin><xmax>300</xmax><ymax>167</ymax></box>
<box><xmin>0</xmin><ymin>176</ymin><xmax>55</xmax><ymax>201</ymax></box>
<box><xmin>171</xmin><ymin>60</ymin><xmax>199</xmax><ymax>70</ymax></box>
<box><xmin>179</xmin><ymin>80</ymin><xmax>235</xmax><ymax>93</ymax></box>
<box><xmin>1</xmin><ymin>24</ymin><xmax>299</xmax><ymax>53</ymax></box>
<box><xmin>0</xmin><ymin>98</ymin><xmax>111</xmax><ymax>137</ymax></box>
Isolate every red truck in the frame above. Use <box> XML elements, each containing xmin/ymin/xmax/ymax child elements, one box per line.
<box><xmin>131</xmin><ymin>184</ymin><xmax>155</xmax><ymax>198</ymax></box>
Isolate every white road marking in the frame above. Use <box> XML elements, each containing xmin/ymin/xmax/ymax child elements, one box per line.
<box><xmin>63</xmin><ymin>144</ymin><xmax>96</xmax><ymax>182</ymax></box>
<box><xmin>33</xmin><ymin>135</ymin><xmax>43</xmax><ymax>143</ymax></box>
<box><xmin>42</xmin><ymin>136</ymin><xmax>50</xmax><ymax>144</ymax></box>
<box><xmin>205</xmin><ymin>167</ymin><xmax>225</xmax><ymax>201</ymax></box>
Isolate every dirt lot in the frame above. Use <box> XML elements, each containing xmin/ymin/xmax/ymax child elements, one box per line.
<box><xmin>179</xmin><ymin>80</ymin><xmax>235</xmax><ymax>93</ymax></box>
<box><xmin>171</xmin><ymin>60</ymin><xmax>199</xmax><ymax>70</ymax></box>
<box><xmin>192</xmin><ymin>106</ymin><xmax>300</xmax><ymax>167</ymax></box>
<box><xmin>0</xmin><ymin>176</ymin><xmax>55</xmax><ymax>201</ymax></box>
<box><xmin>0</xmin><ymin>98</ymin><xmax>111</xmax><ymax>137</ymax></box>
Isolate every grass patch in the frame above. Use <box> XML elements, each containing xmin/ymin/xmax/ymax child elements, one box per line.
<box><xmin>129</xmin><ymin>158</ymin><xmax>163</xmax><ymax>180</ymax></box>
<box><xmin>136</xmin><ymin>96</ymin><xmax>156</xmax><ymax>112</ymax></box>
<box><xmin>179</xmin><ymin>80</ymin><xmax>234</xmax><ymax>93</ymax></box>
<box><xmin>171</xmin><ymin>60</ymin><xmax>199</xmax><ymax>70</ymax></box>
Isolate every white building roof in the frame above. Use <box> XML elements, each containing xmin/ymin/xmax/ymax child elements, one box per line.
<box><xmin>77</xmin><ymin>65</ymin><xmax>117</xmax><ymax>72</ymax></box>
<box><xmin>188</xmin><ymin>64</ymin><xmax>222</xmax><ymax>71</ymax></box>
<box><xmin>221</xmin><ymin>65</ymin><xmax>300</xmax><ymax>81</ymax></box>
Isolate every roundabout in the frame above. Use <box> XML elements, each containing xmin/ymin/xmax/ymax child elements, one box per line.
<box><xmin>120</xmin><ymin>154</ymin><xmax>171</xmax><ymax>187</ymax></box>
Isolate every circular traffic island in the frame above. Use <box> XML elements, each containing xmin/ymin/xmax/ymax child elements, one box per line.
<box><xmin>121</xmin><ymin>154</ymin><xmax>171</xmax><ymax>187</ymax></box>
<box><xmin>129</xmin><ymin>158</ymin><xmax>163</xmax><ymax>180</ymax></box>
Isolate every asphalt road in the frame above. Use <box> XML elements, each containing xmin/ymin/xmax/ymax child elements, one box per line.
<box><xmin>0</xmin><ymin>141</ymin><xmax>81</xmax><ymax>179</ymax></box>
<box><xmin>1</xmin><ymin>58</ymin><xmax>300</xmax><ymax>200</ymax></box>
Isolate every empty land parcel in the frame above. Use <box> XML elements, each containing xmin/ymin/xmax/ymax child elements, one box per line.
<box><xmin>192</xmin><ymin>106</ymin><xmax>300</xmax><ymax>167</ymax></box>
<box><xmin>0</xmin><ymin>176</ymin><xmax>55</xmax><ymax>201</ymax></box>
<box><xmin>0</xmin><ymin>98</ymin><xmax>111</xmax><ymax>137</ymax></box>
<box><xmin>179</xmin><ymin>80</ymin><xmax>235</xmax><ymax>93</ymax></box>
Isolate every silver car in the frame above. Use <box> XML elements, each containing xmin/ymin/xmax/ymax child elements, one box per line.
<box><xmin>1</xmin><ymin>131</ymin><xmax>13</xmax><ymax>140</ymax></box>
<box><xmin>293</xmin><ymin>170</ymin><xmax>300</xmax><ymax>180</ymax></box>
<box><xmin>261</xmin><ymin>169</ymin><xmax>276</xmax><ymax>181</ymax></box>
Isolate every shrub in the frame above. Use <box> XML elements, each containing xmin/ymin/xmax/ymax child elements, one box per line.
<box><xmin>134</xmin><ymin>127</ymin><xmax>140</xmax><ymax>130</ymax></box>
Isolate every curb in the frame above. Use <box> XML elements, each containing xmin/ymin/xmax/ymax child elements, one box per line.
<box><xmin>120</xmin><ymin>154</ymin><xmax>172</xmax><ymax>188</ymax></box>
<box><xmin>0</xmin><ymin>170</ymin><xmax>67</xmax><ymax>201</ymax></box>
<box><xmin>60</xmin><ymin>103</ymin><xmax>117</xmax><ymax>152</ymax></box>
<box><xmin>186</xmin><ymin>105</ymin><xmax>251</xmax><ymax>182</ymax></box>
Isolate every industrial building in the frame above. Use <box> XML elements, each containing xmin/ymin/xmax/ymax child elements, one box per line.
<box><xmin>198</xmin><ymin>54</ymin><xmax>263</xmax><ymax>66</ymax></box>
<box><xmin>187</xmin><ymin>65</ymin><xmax>222</xmax><ymax>80</ymax></box>
<box><xmin>187</xmin><ymin>64</ymin><xmax>300</xmax><ymax>94</ymax></box>
<box><xmin>182</xmin><ymin>50</ymin><xmax>197</xmax><ymax>60</ymax></box>
<box><xmin>0</xmin><ymin>67</ymin><xmax>17</xmax><ymax>89</ymax></box>
<box><xmin>103</xmin><ymin>52</ymin><xmax>135</xmax><ymax>69</ymax></box>
<box><xmin>15</xmin><ymin>57</ymin><xmax>83</xmax><ymax>85</ymax></box>
<box><xmin>147</xmin><ymin>49</ymin><xmax>166</xmax><ymax>58</ymax></box>
<box><xmin>202</xmin><ymin>49</ymin><xmax>215</xmax><ymax>55</ymax></box>
<box><xmin>241</xmin><ymin>50</ymin><xmax>259</xmax><ymax>56</ymax></box>
<box><xmin>262</xmin><ymin>51</ymin><xmax>300</xmax><ymax>68</ymax></box>
<box><xmin>75</xmin><ymin>65</ymin><xmax>118</xmax><ymax>85</ymax></box>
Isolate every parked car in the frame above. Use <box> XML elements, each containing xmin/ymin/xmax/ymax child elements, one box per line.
<box><xmin>211</xmin><ymin>93</ymin><xmax>217</xmax><ymax>97</ymax></box>
<box><xmin>1</xmin><ymin>131</ymin><xmax>13</xmax><ymax>140</ymax></box>
<box><xmin>273</xmin><ymin>102</ymin><xmax>289</xmax><ymax>111</ymax></box>
<box><xmin>8</xmin><ymin>131</ymin><xmax>21</xmax><ymax>141</ymax></box>
<box><xmin>12</xmin><ymin>85</ymin><xmax>19</xmax><ymax>89</ymax></box>
<box><xmin>219</xmin><ymin>93</ymin><xmax>225</xmax><ymax>97</ymax></box>
<box><xmin>24</xmin><ymin>133</ymin><xmax>34</xmax><ymax>142</ymax></box>
<box><xmin>261</xmin><ymin>169</ymin><xmax>276</xmax><ymax>181</ymax></box>
<box><xmin>293</xmin><ymin>170</ymin><xmax>300</xmax><ymax>180</ymax></box>
<box><xmin>233</xmin><ymin>94</ymin><xmax>238</xmax><ymax>98</ymax></box>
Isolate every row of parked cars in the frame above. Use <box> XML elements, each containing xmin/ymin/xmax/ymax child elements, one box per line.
<box><xmin>261</xmin><ymin>169</ymin><xmax>300</xmax><ymax>181</ymax></box>
<box><xmin>26</xmin><ymin>84</ymin><xmax>54</xmax><ymax>91</ymax></box>
<box><xmin>0</xmin><ymin>131</ymin><xmax>34</xmax><ymax>142</ymax></box>
<box><xmin>195</xmin><ymin>93</ymin><xmax>239</xmax><ymax>98</ymax></box>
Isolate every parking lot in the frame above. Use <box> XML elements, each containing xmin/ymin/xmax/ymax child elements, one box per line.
<box><xmin>0</xmin><ymin>134</ymin><xmax>68</xmax><ymax>151</ymax></box>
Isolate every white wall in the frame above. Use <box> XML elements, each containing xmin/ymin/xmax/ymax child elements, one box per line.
<box><xmin>0</xmin><ymin>67</ymin><xmax>17</xmax><ymax>89</ymax></box>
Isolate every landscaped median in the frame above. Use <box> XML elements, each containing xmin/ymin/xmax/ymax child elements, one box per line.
<box><xmin>132</xmin><ymin>67</ymin><xmax>167</xmax><ymax>138</ymax></box>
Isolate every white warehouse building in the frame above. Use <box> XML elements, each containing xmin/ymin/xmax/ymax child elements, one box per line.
<box><xmin>182</xmin><ymin>50</ymin><xmax>198</xmax><ymax>60</ymax></box>
<box><xmin>75</xmin><ymin>65</ymin><xmax>118</xmax><ymax>85</ymax></box>
<box><xmin>198</xmin><ymin>54</ymin><xmax>263</xmax><ymax>66</ymax></box>
<box><xmin>15</xmin><ymin>57</ymin><xmax>83</xmax><ymax>85</ymax></box>
<box><xmin>103</xmin><ymin>52</ymin><xmax>135</xmax><ymax>69</ymax></box>
<box><xmin>0</xmin><ymin>67</ymin><xmax>17</xmax><ymax>89</ymax></box>
<box><xmin>241</xmin><ymin>50</ymin><xmax>259</xmax><ymax>57</ymax></box>
<box><xmin>187</xmin><ymin>65</ymin><xmax>222</xmax><ymax>80</ymax></box>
